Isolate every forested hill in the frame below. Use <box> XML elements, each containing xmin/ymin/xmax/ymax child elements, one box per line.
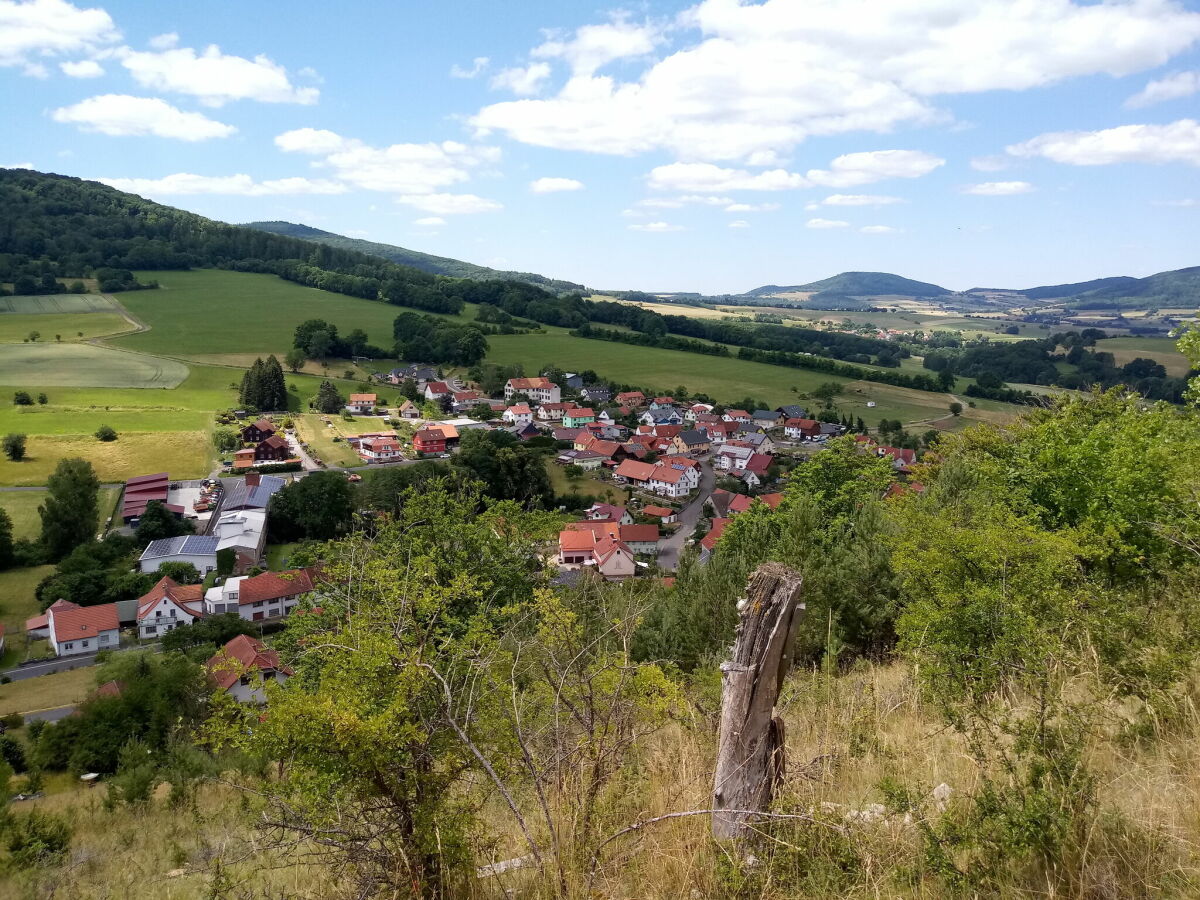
<box><xmin>245</xmin><ymin>221</ymin><xmax>586</xmax><ymax>295</ymax></box>
<box><xmin>971</xmin><ymin>275</ymin><xmax>1141</xmax><ymax>300</ymax></box>
<box><xmin>0</xmin><ymin>169</ymin><xmax>568</xmax><ymax>315</ymax></box>
<box><xmin>746</xmin><ymin>271</ymin><xmax>950</xmax><ymax>298</ymax></box>
<box><xmin>971</xmin><ymin>267</ymin><xmax>1200</xmax><ymax>307</ymax></box>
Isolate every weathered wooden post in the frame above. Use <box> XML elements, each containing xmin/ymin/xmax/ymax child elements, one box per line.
<box><xmin>711</xmin><ymin>562</ymin><xmax>804</xmax><ymax>841</ymax></box>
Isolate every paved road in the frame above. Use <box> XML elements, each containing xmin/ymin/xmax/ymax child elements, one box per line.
<box><xmin>23</xmin><ymin>705</ymin><xmax>76</xmax><ymax>724</ymax></box>
<box><xmin>2</xmin><ymin>641</ymin><xmax>160</xmax><ymax>682</ymax></box>
<box><xmin>657</xmin><ymin>459</ymin><xmax>716</xmax><ymax>572</ymax></box>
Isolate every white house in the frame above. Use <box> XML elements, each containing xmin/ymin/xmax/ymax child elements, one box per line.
<box><xmin>716</xmin><ymin>444</ymin><xmax>755</xmax><ymax>471</ymax></box>
<box><xmin>138</xmin><ymin>535</ymin><xmax>219</xmax><ymax>576</ymax></box>
<box><xmin>214</xmin><ymin>509</ymin><xmax>268</xmax><ymax>568</ymax></box>
<box><xmin>346</xmin><ymin>393</ymin><xmax>377</xmax><ymax>414</ymax></box>
<box><xmin>206</xmin><ymin>634</ymin><xmax>292</xmax><ymax>704</ymax></box>
<box><xmin>424</xmin><ymin>381</ymin><xmax>453</xmax><ymax>401</ymax></box>
<box><xmin>358</xmin><ymin>435</ymin><xmax>402</xmax><ymax>463</ymax></box>
<box><xmin>204</xmin><ymin>568</ymin><xmax>315</xmax><ymax>623</ymax></box>
<box><xmin>48</xmin><ymin>602</ymin><xmax>120</xmax><ymax>657</ymax></box>
<box><xmin>504</xmin><ymin>377</ymin><xmax>561</xmax><ymax>404</ymax></box>
<box><xmin>648</xmin><ymin>462</ymin><xmax>700</xmax><ymax>499</ymax></box>
<box><xmin>135</xmin><ymin>576</ymin><xmax>204</xmax><ymax>639</ymax></box>
<box><xmin>502</xmin><ymin>403</ymin><xmax>534</xmax><ymax>426</ymax></box>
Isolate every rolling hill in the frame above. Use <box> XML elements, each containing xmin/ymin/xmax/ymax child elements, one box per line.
<box><xmin>972</xmin><ymin>267</ymin><xmax>1200</xmax><ymax>308</ymax></box>
<box><xmin>745</xmin><ymin>271</ymin><xmax>950</xmax><ymax>298</ymax></box>
<box><xmin>244</xmin><ymin>221</ymin><xmax>586</xmax><ymax>295</ymax></box>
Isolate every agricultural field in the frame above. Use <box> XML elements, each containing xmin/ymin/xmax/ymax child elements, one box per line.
<box><xmin>0</xmin><ymin>487</ymin><xmax>120</xmax><ymax>540</ymax></box>
<box><xmin>0</xmin><ymin>293</ymin><xmax>122</xmax><ymax>314</ymax></box>
<box><xmin>0</xmin><ymin>431</ymin><xmax>212</xmax><ymax>486</ymax></box>
<box><xmin>0</xmin><ymin>343</ymin><xmax>188</xmax><ymax>388</ymax></box>
<box><xmin>1100</xmin><ymin>336</ymin><xmax>1192</xmax><ymax>376</ymax></box>
<box><xmin>293</xmin><ymin>414</ymin><xmax>368</xmax><ymax>468</ymax></box>
<box><xmin>0</xmin><ymin>312</ymin><xmax>132</xmax><ymax>343</ymax></box>
<box><xmin>115</xmin><ymin>270</ymin><xmax>473</xmax><ymax>357</ymax></box>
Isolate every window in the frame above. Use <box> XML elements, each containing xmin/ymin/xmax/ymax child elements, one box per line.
<box><xmin>82</xmin><ymin>640</ymin><xmax>90</xmax><ymax>648</ymax></box>
<box><xmin>100</xmin><ymin>634</ymin><xmax>110</xmax><ymax>643</ymax></box>
<box><xmin>64</xmin><ymin>642</ymin><xmax>74</xmax><ymax>650</ymax></box>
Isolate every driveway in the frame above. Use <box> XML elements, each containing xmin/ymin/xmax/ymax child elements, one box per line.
<box><xmin>2</xmin><ymin>641</ymin><xmax>160</xmax><ymax>682</ymax></box>
<box><xmin>285</xmin><ymin>432</ymin><xmax>321</xmax><ymax>472</ymax></box>
<box><xmin>657</xmin><ymin>459</ymin><xmax>716</xmax><ymax>572</ymax></box>
<box><xmin>23</xmin><ymin>705</ymin><xmax>76</xmax><ymax>724</ymax></box>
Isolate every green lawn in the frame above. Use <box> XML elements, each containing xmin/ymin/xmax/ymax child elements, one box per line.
<box><xmin>0</xmin><ymin>564</ymin><xmax>53</xmax><ymax>636</ymax></box>
<box><xmin>0</xmin><ymin>343</ymin><xmax>189</xmax><ymax>388</ymax></box>
<box><xmin>0</xmin><ymin>487</ymin><xmax>120</xmax><ymax>539</ymax></box>
<box><xmin>545</xmin><ymin>458</ymin><xmax>628</xmax><ymax>504</ymax></box>
<box><xmin>0</xmin><ymin>313</ymin><xmax>132</xmax><ymax>343</ymax></box>
<box><xmin>294</xmin><ymin>414</ymin><xmax>367</xmax><ymax>468</ymax></box>
<box><xmin>265</xmin><ymin>542</ymin><xmax>302</xmax><ymax>570</ymax></box>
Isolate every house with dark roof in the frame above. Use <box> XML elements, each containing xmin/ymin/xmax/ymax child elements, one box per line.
<box><xmin>776</xmin><ymin>404</ymin><xmax>808</xmax><ymax>420</ymax></box>
<box><xmin>784</xmin><ymin>418</ymin><xmax>821</xmax><ymax>440</ymax></box>
<box><xmin>138</xmin><ymin>535</ymin><xmax>219</xmax><ymax>576</ymax></box>
<box><xmin>670</xmin><ymin>429</ymin><xmax>711</xmax><ymax>456</ymax></box>
<box><xmin>240</xmin><ymin>418</ymin><xmax>276</xmax><ymax>444</ymax></box>
<box><xmin>753</xmin><ymin>410</ymin><xmax>783</xmax><ymax>428</ymax></box>
<box><xmin>221</xmin><ymin>473</ymin><xmax>285</xmax><ymax>511</ymax></box>
<box><xmin>206</xmin><ymin>635</ymin><xmax>292</xmax><ymax>704</ymax></box>
<box><xmin>583</xmin><ymin>503</ymin><xmax>633</xmax><ymax>525</ymax></box>
<box><xmin>121</xmin><ymin>472</ymin><xmax>173</xmax><ymax>523</ymax></box>
<box><xmin>254</xmin><ymin>434</ymin><xmax>291</xmax><ymax>462</ymax></box>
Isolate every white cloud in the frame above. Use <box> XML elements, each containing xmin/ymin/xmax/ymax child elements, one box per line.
<box><xmin>490</xmin><ymin>62</ymin><xmax>551</xmax><ymax>96</ymax></box>
<box><xmin>60</xmin><ymin>58</ymin><xmax>102</xmax><ymax>77</ymax></box>
<box><xmin>97</xmin><ymin>173</ymin><xmax>347</xmax><ymax>197</ymax></box>
<box><xmin>472</xmin><ymin>0</ymin><xmax>1200</xmax><ymax>163</ymax></box>
<box><xmin>148</xmin><ymin>32</ymin><xmax>178</xmax><ymax>50</ymax></box>
<box><xmin>0</xmin><ymin>0</ymin><xmax>119</xmax><ymax>70</ymax></box>
<box><xmin>724</xmin><ymin>201</ymin><xmax>780</xmax><ymax>212</ymax></box>
<box><xmin>395</xmin><ymin>193</ymin><xmax>501</xmax><ymax>215</ymax></box>
<box><xmin>414</xmin><ymin>216</ymin><xmax>447</xmax><ymax>226</ymax></box>
<box><xmin>531</xmin><ymin>19</ymin><xmax>660</xmax><ymax>76</ymax></box>
<box><xmin>620</xmin><ymin>208</ymin><xmax>644</xmax><ymax>217</ymax></box>
<box><xmin>275</xmin><ymin>128</ymin><xmax>503</xmax><ymax>214</ymax></box>
<box><xmin>3</xmin><ymin>162</ymin><xmax>34</xmax><ymax>169</ymax></box>
<box><xmin>860</xmin><ymin>224</ymin><xmax>900</xmax><ymax>234</ymax></box>
<box><xmin>728</xmin><ymin>219</ymin><xmax>750</xmax><ymax>228</ymax></box>
<box><xmin>806</xmin><ymin>218</ymin><xmax>849</xmax><ymax>229</ymax></box>
<box><xmin>970</xmin><ymin>154</ymin><xmax>1010</xmax><ymax>172</ymax></box>
<box><xmin>820</xmin><ymin>193</ymin><xmax>903</xmax><ymax>206</ymax></box>
<box><xmin>51</xmin><ymin>94</ymin><xmax>235</xmax><ymax>140</ymax></box>
<box><xmin>450</xmin><ymin>56</ymin><xmax>489</xmax><ymax>79</ymax></box>
<box><xmin>807</xmin><ymin>150</ymin><xmax>944</xmax><ymax>187</ymax></box>
<box><xmin>1007</xmin><ymin>120</ymin><xmax>1200</xmax><ymax>166</ymax></box>
<box><xmin>119</xmin><ymin>44</ymin><xmax>318</xmax><ymax>106</ymax></box>
<box><xmin>647</xmin><ymin>162</ymin><xmax>810</xmax><ymax>192</ymax></box>
<box><xmin>628</xmin><ymin>221</ymin><xmax>684</xmax><ymax>232</ymax></box>
<box><xmin>1154</xmin><ymin>197</ymin><xmax>1196</xmax><ymax>207</ymax></box>
<box><xmin>1125</xmin><ymin>70</ymin><xmax>1200</xmax><ymax>108</ymax></box>
<box><xmin>962</xmin><ymin>180</ymin><xmax>1034</xmax><ymax>195</ymax></box>
<box><xmin>274</xmin><ymin>127</ymin><xmax>350</xmax><ymax>155</ymax></box>
<box><xmin>530</xmin><ymin>176</ymin><xmax>584</xmax><ymax>193</ymax></box>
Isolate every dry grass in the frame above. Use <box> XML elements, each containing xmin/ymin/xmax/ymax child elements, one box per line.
<box><xmin>5</xmin><ymin>661</ymin><xmax>1199</xmax><ymax>898</ymax></box>
<box><xmin>0</xmin><ymin>666</ymin><xmax>96</xmax><ymax>716</ymax></box>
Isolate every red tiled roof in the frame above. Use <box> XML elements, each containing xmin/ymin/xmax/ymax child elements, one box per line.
<box><xmin>52</xmin><ymin>603</ymin><xmax>119</xmax><ymax>641</ymax></box>
<box><xmin>641</xmin><ymin>505</ymin><xmax>674</xmax><ymax>517</ymax></box>
<box><xmin>205</xmin><ymin>634</ymin><xmax>291</xmax><ymax>691</ymax></box>
<box><xmin>701</xmin><ymin>518</ymin><xmax>731</xmax><ymax>552</ymax></box>
<box><xmin>565</xmin><ymin>408</ymin><xmax>595</xmax><ymax>417</ymax></box>
<box><xmin>759</xmin><ymin>492</ymin><xmax>785</xmax><ymax>508</ymax></box>
<box><xmin>615</xmin><ymin>459</ymin><xmax>657</xmax><ymax>481</ymax></box>
<box><xmin>744</xmin><ymin>453</ymin><xmax>773</xmax><ymax>475</ymax></box>
<box><xmin>238</xmin><ymin>569</ymin><xmax>315</xmax><ymax>604</ymax></box>
<box><xmin>26</xmin><ymin>598</ymin><xmax>79</xmax><ymax>633</ymax></box>
<box><xmin>508</xmin><ymin>377</ymin><xmax>555</xmax><ymax>390</ymax></box>
<box><xmin>651</xmin><ymin>465</ymin><xmax>688</xmax><ymax>484</ymax></box>
<box><xmin>425</xmin><ymin>381</ymin><xmax>452</xmax><ymax>393</ymax></box>
<box><xmin>126</xmin><ymin>472</ymin><xmax>169</xmax><ymax>486</ymax></box>
<box><xmin>136</xmin><ymin>576</ymin><xmax>204</xmax><ymax>621</ymax></box>
<box><xmin>260</xmin><ymin>434</ymin><xmax>288</xmax><ymax>450</ymax></box>
<box><xmin>349</xmin><ymin>393</ymin><xmax>377</xmax><ymax>402</ymax></box>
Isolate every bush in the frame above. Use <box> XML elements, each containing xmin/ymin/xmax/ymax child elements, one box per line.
<box><xmin>1</xmin><ymin>712</ymin><xmax>24</xmax><ymax>730</ymax></box>
<box><xmin>4</xmin><ymin>433</ymin><xmax>28</xmax><ymax>461</ymax></box>
<box><xmin>5</xmin><ymin>810</ymin><xmax>72</xmax><ymax>869</ymax></box>
<box><xmin>12</xmin><ymin>391</ymin><xmax>32</xmax><ymax>406</ymax></box>
<box><xmin>94</xmin><ymin>424</ymin><xmax>118</xmax><ymax>442</ymax></box>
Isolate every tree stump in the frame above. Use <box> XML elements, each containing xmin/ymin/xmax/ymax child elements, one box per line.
<box><xmin>711</xmin><ymin>562</ymin><xmax>805</xmax><ymax>841</ymax></box>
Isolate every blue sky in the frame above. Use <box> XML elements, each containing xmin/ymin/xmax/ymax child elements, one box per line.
<box><xmin>4</xmin><ymin>0</ymin><xmax>1200</xmax><ymax>293</ymax></box>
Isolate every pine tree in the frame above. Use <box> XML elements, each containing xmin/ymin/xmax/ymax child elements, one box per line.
<box><xmin>263</xmin><ymin>355</ymin><xmax>287</xmax><ymax>411</ymax></box>
<box><xmin>240</xmin><ymin>358</ymin><xmax>265</xmax><ymax>410</ymax></box>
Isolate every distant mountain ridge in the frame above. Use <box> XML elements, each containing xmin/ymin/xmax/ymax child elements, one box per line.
<box><xmin>244</xmin><ymin>221</ymin><xmax>586</xmax><ymax>295</ymax></box>
<box><xmin>745</xmin><ymin>271</ymin><xmax>950</xmax><ymax>298</ymax></box>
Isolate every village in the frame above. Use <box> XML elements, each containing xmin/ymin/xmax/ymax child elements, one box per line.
<box><xmin>1</xmin><ymin>362</ymin><xmax>928</xmax><ymax>711</ymax></box>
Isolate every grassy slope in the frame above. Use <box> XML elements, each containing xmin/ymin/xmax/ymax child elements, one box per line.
<box><xmin>1100</xmin><ymin>336</ymin><xmax>1192</xmax><ymax>376</ymax></box>
<box><xmin>545</xmin><ymin>458</ymin><xmax>629</xmax><ymax>504</ymax></box>
<box><xmin>0</xmin><ymin>564</ymin><xmax>53</xmax><ymax>638</ymax></box>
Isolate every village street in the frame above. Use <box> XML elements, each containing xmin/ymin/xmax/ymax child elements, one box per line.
<box><xmin>656</xmin><ymin>459</ymin><xmax>715</xmax><ymax>571</ymax></box>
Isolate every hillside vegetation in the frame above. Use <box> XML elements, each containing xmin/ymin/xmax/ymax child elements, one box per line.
<box><xmin>245</xmin><ymin>221</ymin><xmax>586</xmax><ymax>294</ymax></box>
<box><xmin>747</xmin><ymin>272</ymin><xmax>950</xmax><ymax>298</ymax></box>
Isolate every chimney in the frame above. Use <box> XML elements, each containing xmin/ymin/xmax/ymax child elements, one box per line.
<box><xmin>246</xmin><ymin>473</ymin><xmax>260</xmax><ymax>487</ymax></box>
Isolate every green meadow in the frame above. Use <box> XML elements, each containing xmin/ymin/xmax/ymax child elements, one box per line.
<box><xmin>1100</xmin><ymin>336</ymin><xmax>1192</xmax><ymax>377</ymax></box>
<box><xmin>0</xmin><ymin>312</ymin><xmax>132</xmax><ymax>343</ymax></box>
<box><xmin>0</xmin><ymin>343</ymin><xmax>190</xmax><ymax>388</ymax></box>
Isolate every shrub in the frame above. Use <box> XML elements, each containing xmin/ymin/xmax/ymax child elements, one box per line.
<box><xmin>1</xmin><ymin>712</ymin><xmax>24</xmax><ymax>730</ymax></box>
<box><xmin>95</xmin><ymin>424</ymin><xmax>118</xmax><ymax>442</ymax></box>
<box><xmin>5</xmin><ymin>810</ymin><xmax>72</xmax><ymax>869</ymax></box>
<box><xmin>12</xmin><ymin>391</ymin><xmax>32</xmax><ymax>406</ymax></box>
<box><xmin>0</xmin><ymin>735</ymin><xmax>25</xmax><ymax>773</ymax></box>
<box><xmin>2</xmin><ymin>433</ymin><xmax>26</xmax><ymax>461</ymax></box>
